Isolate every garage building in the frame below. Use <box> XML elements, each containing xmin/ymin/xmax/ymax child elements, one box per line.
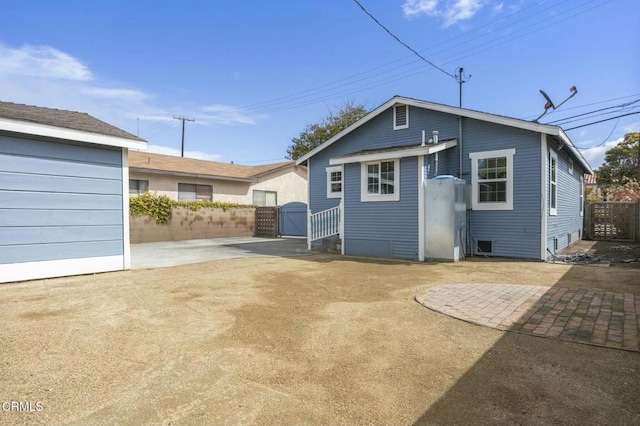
<box><xmin>0</xmin><ymin>101</ymin><xmax>146</xmax><ymax>283</ymax></box>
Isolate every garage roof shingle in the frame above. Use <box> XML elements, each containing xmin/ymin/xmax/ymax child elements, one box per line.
<box><xmin>0</xmin><ymin>100</ymin><xmax>145</xmax><ymax>142</ymax></box>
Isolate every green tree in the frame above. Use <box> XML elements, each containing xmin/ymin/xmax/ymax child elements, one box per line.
<box><xmin>597</xmin><ymin>131</ymin><xmax>640</xmax><ymax>185</ymax></box>
<box><xmin>286</xmin><ymin>101</ymin><xmax>369</xmax><ymax>160</ymax></box>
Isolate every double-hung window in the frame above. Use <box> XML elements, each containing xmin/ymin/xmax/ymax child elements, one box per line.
<box><xmin>550</xmin><ymin>151</ymin><xmax>558</xmax><ymax>216</ymax></box>
<box><xmin>469</xmin><ymin>149</ymin><xmax>515</xmax><ymax>210</ymax></box>
<box><xmin>326</xmin><ymin>166</ymin><xmax>342</xmax><ymax>198</ymax></box>
<box><xmin>360</xmin><ymin>159</ymin><xmax>400</xmax><ymax>202</ymax></box>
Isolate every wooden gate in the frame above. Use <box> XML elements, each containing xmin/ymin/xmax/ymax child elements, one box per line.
<box><xmin>255</xmin><ymin>207</ymin><xmax>279</xmax><ymax>238</ymax></box>
<box><xmin>585</xmin><ymin>202</ymin><xmax>640</xmax><ymax>241</ymax></box>
<box><xmin>279</xmin><ymin>202</ymin><xmax>308</xmax><ymax>237</ymax></box>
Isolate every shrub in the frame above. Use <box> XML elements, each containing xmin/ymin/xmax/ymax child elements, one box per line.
<box><xmin>130</xmin><ymin>193</ymin><xmax>254</xmax><ymax>225</ymax></box>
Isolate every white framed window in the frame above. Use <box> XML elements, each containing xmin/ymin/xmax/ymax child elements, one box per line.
<box><xmin>360</xmin><ymin>159</ymin><xmax>400</xmax><ymax>202</ymax></box>
<box><xmin>580</xmin><ymin>175</ymin><xmax>584</xmax><ymax>217</ymax></box>
<box><xmin>550</xmin><ymin>151</ymin><xmax>558</xmax><ymax>216</ymax></box>
<box><xmin>568</xmin><ymin>158</ymin><xmax>574</xmax><ymax>175</ymax></box>
<box><xmin>253</xmin><ymin>190</ymin><xmax>277</xmax><ymax>206</ymax></box>
<box><xmin>326</xmin><ymin>166</ymin><xmax>343</xmax><ymax>198</ymax></box>
<box><xmin>393</xmin><ymin>104</ymin><xmax>409</xmax><ymax>130</ymax></box>
<box><xmin>178</xmin><ymin>183</ymin><xmax>212</xmax><ymax>201</ymax></box>
<box><xmin>469</xmin><ymin>148</ymin><xmax>515</xmax><ymax>211</ymax></box>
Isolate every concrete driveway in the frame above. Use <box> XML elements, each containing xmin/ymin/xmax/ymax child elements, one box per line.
<box><xmin>131</xmin><ymin>236</ymin><xmax>310</xmax><ymax>269</ymax></box>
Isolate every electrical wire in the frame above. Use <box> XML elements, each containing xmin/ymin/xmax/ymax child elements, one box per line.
<box><xmin>351</xmin><ymin>0</ymin><xmax>457</xmax><ymax>80</ymax></box>
<box><xmin>547</xmin><ymin>99</ymin><xmax>640</xmax><ymax>125</ymax></box>
<box><xmin>565</xmin><ymin>111</ymin><xmax>640</xmax><ymax>131</ymax></box>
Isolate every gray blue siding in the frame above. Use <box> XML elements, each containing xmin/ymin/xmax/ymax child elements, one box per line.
<box><xmin>546</xmin><ymin>139</ymin><xmax>584</xmax><ymax>255</ymax></box>
<box><xmin>0</xmin><ymin>134</ymin><xmax>124</xmax><ymax>264</ymax></box>
<box><xmin>343</xmin><ymin>158</ymin><xmax>419</xmax><ymax>259</ymax></box>
<box><xmin>307</xmin><ymin>103</ymin><xmax>587</xmax><ymax>261</ymax></box>
<box><xmin>462</xmin><ymin>119</ymin><xmax>542</xmax><ymax>259</ymax></box>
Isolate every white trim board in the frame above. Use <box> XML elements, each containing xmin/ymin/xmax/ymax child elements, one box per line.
<box><xmin>329</xmin><ymin>140</ymin><xmax>456</xmax><ymax>165</ymax></box>
<box><xmin>296</xmin><ymin>95</ymin><xmax>592</xmax><ymax>174</ymax></box>
<box><xmin>122</xmin><ymin>149</ymin><xmax>131</xmax><ymax>270</ymax></box>
<box><xmin>0</xmin><ymin>117</ymin><xmax>147</xmax><ymax>150</ymax></box>
<box><xmin>0</xmin><ymin>255</ymin><xmax>125</xmax><ymax>284</ymax></box>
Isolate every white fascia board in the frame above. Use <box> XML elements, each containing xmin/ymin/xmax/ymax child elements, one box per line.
<box><xmin>329</xmin><ymin>140</ymin><xmax>457</xmax><ymax>165</ymax></box>
<box><xmin>0</xmin><ymin>117</ymin><xmax>147</xmax><ymax>150</ymax></box>
<box><xmin>296</xmin><ymin>97</ymin><xmax>400</xmax><ymax>165</ymax></box>
<box><xmin>557</xmin><ymin>129</ymin><xmax>594</xmax><ymax>174</ymax></box>
<box><xmin>129</xmin><ymin>168</ymin><xmax>256</xmax><ymax>183</ymax></box>
<box><xmin>296</xmin><ymin>94</ymin><xmax>576</xmax><ymax>166</ymax></box>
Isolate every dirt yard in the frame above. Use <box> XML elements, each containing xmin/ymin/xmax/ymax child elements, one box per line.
<box><xmin>1</xmin><ymin>253</ymin><xmax>639</xmax><ymax>425</ymax></box>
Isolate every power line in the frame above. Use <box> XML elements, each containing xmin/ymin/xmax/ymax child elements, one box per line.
<box><xmin>547</xmin><ymin>99</ymin><xmax>640</xmax><ymax>124</ymax></box>
<box><xmin>351</xmin><ymin>0</ymin><xmax>457</xmax><ymax>80</ymax></box>
<box><xmin>565</xmin><ymin>111</ymin><xmax>640</xmax><ymax>131</ymax></box>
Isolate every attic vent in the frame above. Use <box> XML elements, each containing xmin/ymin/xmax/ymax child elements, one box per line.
<box><xmin>393</xmin><ymin>104</ymin><xmax>408</xmax><ymax>130</ymax></box>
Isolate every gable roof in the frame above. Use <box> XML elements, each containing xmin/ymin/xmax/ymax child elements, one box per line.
<box><xmin>296</xmin><ymin>95</ymin><xmax>593</xmax><ymax>174</ymax></box>
<box><xmin>0</xmin><ymin>100</ymin><xmax>146</xmax><ymax>149</ymax></box>
<box><xmin>129</xmin><ymin>151</ymin><xmax>299</xmax><ymax>183</ymax></box>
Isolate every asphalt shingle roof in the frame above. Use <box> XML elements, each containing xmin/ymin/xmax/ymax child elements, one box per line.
<box><xmin>0</xmin><ymin>100</ymin><xmax>145</xmax><ymax>142</ymax></box>
<box><xmin>129</xmin><ymin>151</ymin><xmax>296</xmax><ymax>181</ymax></box>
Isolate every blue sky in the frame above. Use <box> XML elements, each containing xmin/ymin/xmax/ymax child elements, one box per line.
<box><xmin>1</xmin><ymin>0</ymin><xmax>638</xmax><ymax>168</ymax></box>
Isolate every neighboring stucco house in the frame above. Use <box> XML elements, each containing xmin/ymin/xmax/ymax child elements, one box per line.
<box><xmin>128</xmin><ymin>151</ymin><xmax>307</xmax><ymax>206</ymax></box>
<box><xmin>297</xmin><ymin>95</ymin><xmax>593</xmax><ymax>261</ymax></box>
<box><xmin>0</xmin><ymin>101</ymin><xmax>146</xmax><ymax>283</ymax></box>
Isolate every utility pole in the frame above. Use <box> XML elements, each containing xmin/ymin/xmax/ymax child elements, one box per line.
<box><xmin>173</xmin><ymin>116</ymin><xmax>195</xmax><ymax>157</ymax></box>
<box><xmin>456</xmin><ymin>67</ymin><xmax>471</xmax><ymax>108</ymax></box>
<box><xmin>455</xmin><ymin>67</ymin><xmax>471</xmax><ymax>179</ymax></box>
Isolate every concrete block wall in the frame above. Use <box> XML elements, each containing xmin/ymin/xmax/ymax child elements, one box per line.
<box><xmin>130</xmin><ymin>207</ymin><xmax>255</xmax><ymax>243</ymax></box>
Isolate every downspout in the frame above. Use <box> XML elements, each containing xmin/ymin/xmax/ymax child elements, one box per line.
<box><xmin>433</xmin><ymin>130</ymin><xmax>439</xmax><ymax>176</ymax></box>
<box><xmin>458</xmin><ymin>116</ymin><xmax>463</xmax><ymax>179</ymax></box>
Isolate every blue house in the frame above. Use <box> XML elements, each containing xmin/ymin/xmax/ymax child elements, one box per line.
<box><xmin>296</xmin><ymin>96</ymin><xmax>593</xmax><ymax>261</ymax></box>
<box><xmin>0</xmin><ymin>101</ymin><xmax>146</xmax><ymax>283</ymax></box>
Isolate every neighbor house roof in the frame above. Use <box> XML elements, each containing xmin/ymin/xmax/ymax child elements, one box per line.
<box><xmin>584</xmin><ymin>173</ymin><xmax>598</xmax><ymax>185</ymax></box>
<box><xmin>129</xmin><ymin>151</ymin><xmax>299</xmax><ymax>183</ymax></box>
<box><xmin>296</xmin><ymin>95</ymin><xmax>593</xmax><ymax>174</ymax></box>
<box><xmin>0</xmin><ymin>100</ymin><xmax>146</xmax><ymax>149</ymax></box>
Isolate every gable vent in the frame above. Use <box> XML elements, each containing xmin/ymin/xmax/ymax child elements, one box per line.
<box><xmin>393</xmin><ymin>104</ymin><xmax>408</xmax><ymax>130</ymax></box>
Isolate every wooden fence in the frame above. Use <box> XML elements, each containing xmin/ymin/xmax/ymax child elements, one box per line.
<box><xmin>584</xmin><ymin>201</ymin><xmax>640</xmax><ymax>241</ymax></box>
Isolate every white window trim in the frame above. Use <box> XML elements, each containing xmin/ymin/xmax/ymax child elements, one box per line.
<box><xmin>326</xmin><ymin>165</ymin><xmax>343</xmax><ymax>198</ymax></box>
<box><xmin>360</xmin><ymin>159</ymin><xmax>400</xmax><ymax>202</ymax></box>
<box><xmin>568</xmin><ymin>158</ymin><xmax>574</xmax><ymax>175</ymax></box>
<box><xmin>469</xmin><ymin>148</ymin><xmax>515</xmax><ymax>211</ymax></box>
<box><xmin>550</xmin><ymin>151</ymin><xmax>558</xmax><ymax>216</ymax></box>
<box><xmin>393</xmin><ymin>104</ymin><xmax>409</xmax><ymax>130</ymax></box>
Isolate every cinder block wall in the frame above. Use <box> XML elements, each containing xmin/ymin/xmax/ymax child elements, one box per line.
<box><xmin>130</xmin><ymin>208</ymin><xmax>255</xmax><ymax>243</ymax></box>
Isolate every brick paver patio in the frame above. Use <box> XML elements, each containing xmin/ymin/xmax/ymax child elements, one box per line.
<box><xmin>416</xmin><ymin>284</ymin><xmax>640</xmax><ymax>352</ymax></box>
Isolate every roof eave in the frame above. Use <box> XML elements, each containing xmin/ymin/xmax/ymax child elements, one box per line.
<box><xmin>0</xmin><ymin>117</ymin><xmax>146</xmax><ymax>150</ymax></box>
<box><xmin>129</xmin><ymin>167</ymin><xmax>256</xmax><ymax>183</ymax></box>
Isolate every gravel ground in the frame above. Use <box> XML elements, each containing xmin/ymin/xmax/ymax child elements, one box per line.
<box><xmin>0</xmin><ymin>254</ymin><xmax>638</xmax><ymax>425</ymax></box>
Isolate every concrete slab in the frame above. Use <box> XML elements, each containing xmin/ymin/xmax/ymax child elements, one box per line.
<box><xmin>131</xmin><ymin>237</ymin><xmax>310</xmax><ymax>269</ymax></box>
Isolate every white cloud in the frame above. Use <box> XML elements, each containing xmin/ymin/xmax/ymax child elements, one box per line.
<box><xmin>0</xmin><ymin>44</ymin><xmax>92</xmax><ymax>81</ymax></box>
<box><xmin>402</xmin><ymin>0</ymin><xmax>485</xmax><ymax>27</ymax></box>
<box><xmin>402</xmin><ymin>0</ymin><xmax>439</xmax><ymax>16</ymax></box>
<box><xmin>200</xmin><ymin>104</ymin><xmax>261</xmax><ymax>126</ymax></box>
<box><xmin>579</xmin><ymin>137</ymin><xmax>622</xmax><ymax>170</ymax></box>
<box><xmin>143</xmin><ymin>144</ymin><xmax>222</xmax><ymax>162</ymax></box>
<box><xmin>84</xmin><ymin>87</ymin><xmax>150</xmax><ymax>102</ymax></box>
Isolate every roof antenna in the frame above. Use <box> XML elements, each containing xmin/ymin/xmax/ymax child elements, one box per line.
<box><xmin>533</xmin><ymin>86</ymin><xmax>578</xmax><ymax>122</ymax></box>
